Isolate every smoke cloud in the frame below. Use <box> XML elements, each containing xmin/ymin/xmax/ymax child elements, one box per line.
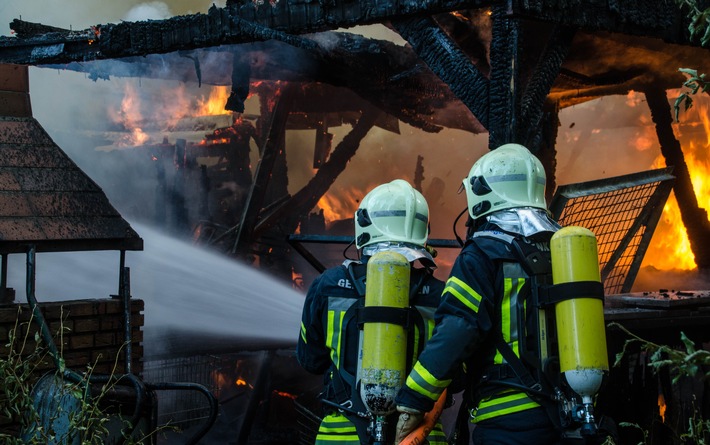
<box><xmin>123</xmin><ymin>2</ymin><xmax>173</xmax><ymax>22</ymax></box>
<box><xmin>1</xmin><ymin>0</ymin><xmax>225</xmax><ymax>34</ymax></box>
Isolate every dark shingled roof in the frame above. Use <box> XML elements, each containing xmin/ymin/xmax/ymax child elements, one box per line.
<box><xmin>0</xmin><ymin>64</ymin><xmax>142</xmax><ymax>253</ymax></box>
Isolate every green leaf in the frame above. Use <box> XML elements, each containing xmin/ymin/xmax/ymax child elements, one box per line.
<box><xmin>679</xmin><ymin>67</ymin><xmax>699</xmax><ymax>76</ymax></box>
<box><xmin>681</xmin><ymin>331</ymin><xmax>696</xmax><ymax>354</ymax></box>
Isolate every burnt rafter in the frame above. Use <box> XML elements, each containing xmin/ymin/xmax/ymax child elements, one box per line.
<box><xmin>488</xmin><ymin>3</ymin><xmax>520</xmax><ymax>149</ymax></box>
<box><xmin>512</xmin><ymin>0</ymin><xmax>683</xmax><ymax>43</ymax></box>
<box><xmin>391</xmin><ymin>15</ymin><xmax>490</xmax><ymax>129</ymax></box>
<box><xmin>253</xmin><ymin>105</ymin><xmax>382</xmax><ymax>238</ymax></box>
<box><xmin>43</xmin><ymin>32</ymin><xmax>481</xmax><ymax>134</ymax></box>
<box><xmin>233</xmin><ymin>83</ymin><xmax>298</xmax><ymax>256</ymax></box>
<box><xmin>1</xmin><ymin>2</ymin><xmax>490</xmax><ymax>65</ymax></box>
<box><xmin>519</xmin><ymin>25</ymin><xmax>576</xmax><ymax>148</ymax></box>
<box><xmin>0</xmin><ymin>1</ymin><xmax>699</xmax><ymax>66</ymax></box>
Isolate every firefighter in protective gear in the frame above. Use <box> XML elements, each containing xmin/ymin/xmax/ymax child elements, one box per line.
<box><xmin>394</xmin><ymin>144</ymin><xmax>563</xmax><ymax>445</ymax></box>
<box><xmin>297</xmin><ymin>179</ymin><xmax>448</xmax><ymax>445</ymax></box>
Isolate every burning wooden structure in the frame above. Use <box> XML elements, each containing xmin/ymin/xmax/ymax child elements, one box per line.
<box><xmin>1</xmin><ymin>1</ymin><xmax>710</xmax><ymax>444</ymax></box>
<box><xmin>2</xmin><ymin>0</ymin><xmax>710</xmax><ymax>275</ymax></box>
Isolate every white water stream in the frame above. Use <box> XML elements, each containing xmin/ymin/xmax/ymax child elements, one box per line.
<box><xmin>6</xmin><ymin>222</ymin><xmax>306</xmax><ymax>357</ymax></box>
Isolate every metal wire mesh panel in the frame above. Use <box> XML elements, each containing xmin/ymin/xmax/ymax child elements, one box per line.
<box><xmin>142</xmin><ymin>355</ymin><xmax>222</xmax><ymax>429</ymax></box>
<box><xmin>550</xmin><ymin>168</ymin><xmax>675</xmax><ymax>295</ymax></box>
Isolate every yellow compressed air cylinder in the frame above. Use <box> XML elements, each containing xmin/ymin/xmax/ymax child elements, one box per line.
<box><xmin>551</xmin><ymin>226</ymin><xmax>609</xmax><ymax>401</ymax></box>
<box><xmin>359</xmin><ymin>251</ymin><xmax>410</xmax><ymax>416</ymax></box>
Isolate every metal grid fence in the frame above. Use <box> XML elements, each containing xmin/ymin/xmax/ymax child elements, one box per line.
<box><xmin>142</xmin><ymin>355</ymin><xmax>223</xmax><ymax>429</ymax></box>
<box><xmin>550</xmin><ymin>167</ymin><xmax>675</xmax><ymax>295</ymax></box>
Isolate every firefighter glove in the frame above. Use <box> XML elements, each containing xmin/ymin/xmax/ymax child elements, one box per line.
<box><xmin>394</xmin><ymin>405</ymin><xmax>424</xmax><ymax>444</ymax></box>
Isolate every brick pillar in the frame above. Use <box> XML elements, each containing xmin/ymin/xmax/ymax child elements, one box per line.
<box><xmin>0</xmin><ymin>64</ymin><xmax>31</xmax><ymax>117</ymax></box>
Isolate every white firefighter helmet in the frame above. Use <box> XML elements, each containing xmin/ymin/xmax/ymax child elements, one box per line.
<box><xmin>355</xmin><ymin>179</ymin><xmax>429</xmax><ymax>250</ymax></box>
<box><xmin>463</xmin><ymin>143</ymin><xmax>547</xmax><ymax>220</ymax></box>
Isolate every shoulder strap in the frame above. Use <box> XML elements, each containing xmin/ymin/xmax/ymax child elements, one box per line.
<box><xmin>484</xmin><ymin>235</ymin><xmax>555</xmax><ymax>394</ymax></box>
<box><xmin>345</xmin><ymin>261</ymin><xmax>367</xmax><ymax>298</ymax></box>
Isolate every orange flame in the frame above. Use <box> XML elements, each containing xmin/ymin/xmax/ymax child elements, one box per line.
<box><xmin>641</xmin><ymin>97</ymin><xmax>710</xmax><ymax>271</ymax></box>
<box><xmin>658</xmin><ymin>393</ymin><xmax>667</xmax><ymax>422</ymax></box>
<box><xmin>273</xmin><ymin>390</ymin><xmax>297</xmax><ymax>400</ymax></box>
<box><xmin>197</xmin><ymin>86</ymin><xmax>230</xmax><ymax>116</ymax></box>
<box><xmin>317</xmin><ymin>188</ymin><xmax>364</xmax><ymax>225</ymax></box>
<box><xmin>108</xmin><ymin>83</ymin><xmax>149</xmax><ymax>146</ymax></box>
<box><xmin>236</xmin><ymin>377</ymin><xmax>254</xmax><ymax>389</ymax></box>
<box><xmin>109</xmin><ymin>83</ymin><xmax>233</xmax><ymax>147</ymax></box>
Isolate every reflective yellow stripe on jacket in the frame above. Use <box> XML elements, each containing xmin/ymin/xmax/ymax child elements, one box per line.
<box><xmin>405</xmin><ymin>361</ymin><xmax>451</xmax><ymax>402</ymax></box>
<box><xmin>325</xmin><ymin>297</ymin><xmax>353</xmax><ymax>370</ymax></box>
<box><xmin>493</xmin><ymin>267</ymin><xmax>525</xmax><ymax>365</ymax></box>
<box><xmin>472</xmin><ymin>390</ymin><xmax>540</xmax><ymax>422</ymax></box>
<box><xmin>428</xmin><ymin>421</ymin><xmax>449</xmax><ymax>445</ymax></box>
<box><xmin>443</xmin><ymin>276</ymin><xmax>483</xmax><ymax>313</ymax></box>
<box><xmin>315</xmin><ymin>413</ymin><xmax>359</xmax><ymax>444</ymax></box>
<box><xmin>315</xmin><ymin>413</ymin><xmax>449</xmax><ymax>444</ymax></box>
<box><xmin>476</xmin><ymin>262</ymin><xmax>539</xmax><ymax>422</ymax></box>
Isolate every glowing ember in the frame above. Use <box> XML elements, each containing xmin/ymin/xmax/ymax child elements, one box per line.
<box><xmin>273</xmin><ymin>390</ymin><xmax>297</xmax><ymax>400</ymax></box>
<box><xmin>236</xmin><ymin>378</ymin><xmax>254</xmax><ymax>389</ymax></box>
<box><xmin>658</xmin><ymin>392</ymin><xmax>666</xmax><ymax>423</ymax></box>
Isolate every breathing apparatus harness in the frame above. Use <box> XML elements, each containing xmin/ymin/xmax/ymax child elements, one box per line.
<box><xmin>320</xmin><ymin>258</ymin><xmax>434</xmax><ymax>440</ymax></box>
<box><xmin>463</xmin><ymin>228</ymin><xmax>606</xmax><ymax>440</ymax></box>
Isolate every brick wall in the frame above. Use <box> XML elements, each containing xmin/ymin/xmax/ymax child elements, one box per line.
<box><xmin>0</xmin><ymin>298</ymin><xmax>144</xmax><ymax>432</ymax></box>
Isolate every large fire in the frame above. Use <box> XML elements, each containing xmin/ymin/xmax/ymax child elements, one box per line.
<box><xmin>197</xmin><ymin>86</ymin><xmax>230</xmax><ymax>116</ymax></box>
<box><xmin>316</xmin><ymin>187</ymin><xmax>365</xmax><ymax>226</ymax></box>
<box><xmin>641</xmin><ymin>95</ymin><xmax>710</xmax><ymax>271</ymax></box>
<box><xmin>109</xmin><ymin>82</ymin><xmax>232</xmax><ymax>146</ymax></box>
<box><xmin>108</xmin><ymin>83</ymin><xmax>149</xmax><ymax>146</ymax></box>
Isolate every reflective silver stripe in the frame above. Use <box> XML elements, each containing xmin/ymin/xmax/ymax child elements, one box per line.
<box><xmin>416</xmin><ymin>306</ymin><xmax>436</xmax><ymax>340</ymax></box>
<box><xmin>472</xmin><ymin>230</ymin><xmax>516</xmax><ymax>244</ymax></box>
<box><xmin>485</xmin><ymin>173</ymin><xmax>546</xmax><ymax>185</ymax></box>
<box><xmin>487</xmin><ymin>173</ymin><xmax>526</xmax><ymax>183</ymax></box>
<box><xmin>370</xmin><ymin>210</ymin><xmax>428</xmax><ymax>222</ymax></box>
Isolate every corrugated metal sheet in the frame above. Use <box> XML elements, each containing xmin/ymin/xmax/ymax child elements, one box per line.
<box><xmin>0</xmin><ymin>115</ymin><xmax>143</xmax><ymax>253</ymax></box>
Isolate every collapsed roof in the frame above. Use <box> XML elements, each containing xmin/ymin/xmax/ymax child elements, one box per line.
<box><xmin>1</xmin><ymin>0</ymin><xmax>709</xmax><ymax>269</ymax></box>
<box><xmin>0</xmin><ymin>1</ymin><xmax>708</xmax><ymax>138</ymax></box>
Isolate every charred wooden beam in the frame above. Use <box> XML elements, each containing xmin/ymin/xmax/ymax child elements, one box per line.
<box><xmin>644</xmin><ymin>87</ymin><xmax>710</xmax><ymax>270</ymax></box>
<box><xmin>233</xmin><ymin>83</ymin><xmax>298</xmax><ymax>255</ymax></box>
<box><xmin>392</xmin><ymin>15</ymin><xmax>490</xmax><ymax>129</ymax></box>
<box><xmin>3</xmin><ymin>1</ymin><xmax>695</xmax><ymax>67</ymax></box>
<box><xmin>253</xmin><ymin>105</ymin><xmax>381</xmax><ymax>237</ymax></box>
<box><xmin>9</xmin><ymin>20</ymin><xmax>70</xmax><ymax>38</ymax></box>
<box><xmin>519</xmin><ymin>25</ymin><xmax>576</xmax><ymax>148</ymax></box>
<box><xmin>488</xmin><ymin>3</ymin><xmax>520</xmax><ymax>148</ymax></box>
<box><xmin>536</xmin><ymin>100</ymin><xmax>560</xmax><ymax>204</ymax></box>
<box><xmin>40</xmin><ymin>31</ymin><xmax>480</xmax><ymax>134</ymax></box>
<box><xmin>512</xmin><ymin>0</ymin><xmax>686</xmax><ymax>45</ymax></box>
<box><xmin>1</xmin><ymin>2</ymin><xmax>492</xmax><ymax>65</ymax></box>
